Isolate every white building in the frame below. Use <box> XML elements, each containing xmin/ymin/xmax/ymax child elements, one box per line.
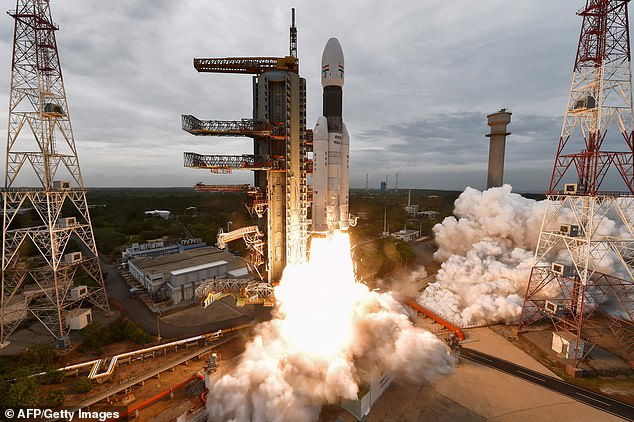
<box><xmin>145</xmin><ymin>209</ymin><xmax>171</xmax><ymax>219</ymax></box>
<box><xmin>391</xmin><ymin>229</ymin><xmax>419</xmax><ymax>242</ymax></box>
<box><xmin>418</xmin><ymin>210</ymin><xmax>440</xmax><ymax>220</ymax></box>
<box><xmin>66</xmin><ymin>308</ymin><xmax>92</xmax><ymax>330</ymax></box>
<box><xmin>552</xmin><ymin>331</ymin><xmax>585</xmax><ymax>359</ymax></box>
<box><xmin>122</xmin><ymin>238</ymin><xmax>206</xmax><ymax>262</ymax></box>
<box><xmin>404</xmin><ymin>204</ymin><xmax>419</xmax><ymax>217</ymax></box>
<box><xmin>128</xmin><ymin>246</ymin><xmax>248</xmax><ymax>304</ymax></box>
<box><xmin>341</xmin><ymin>362</ymin><xmax>393</xmax><ymax>420</ymax></box>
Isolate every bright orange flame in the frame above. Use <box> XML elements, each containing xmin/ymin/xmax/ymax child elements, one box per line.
<box><xmin>274</xmin><ymin>231</ymin><xmax>368</xmax><ymax>358</ymax></box>
<box><xmin>207</xmin><ymin>231</ymin><xmax>455</xmax><ymax>421</ymax></box>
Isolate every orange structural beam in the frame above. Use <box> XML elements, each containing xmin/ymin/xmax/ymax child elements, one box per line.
<box><xmin>194</xmin><ymin>183</ymin><xmax>250</xmax><ymax>192</ymax></box>
<box><xmin>109</xmin><ymin>374</ymin><xmax>204</xmax><ymax>421</ymax></box>
<box><xmin>404</xmin><ymin>297</ymin><xmax>465</xmax><ymax>340</ymax></box>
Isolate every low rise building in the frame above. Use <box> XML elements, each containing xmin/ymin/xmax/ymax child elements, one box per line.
<box><xmin>404</xmin><ymin>204</ymin><xmax>419</xmax><ymax>217</ymax></box>
<box><xmin>418</xmin><ymin>210</ymin><xmax>440</xmax><ymax>220</ymax></box>
<box><xmin>122</xmin><ymin>238</ymin><xmax>207</xmax><ymax>262</ymax></box>
<box><xmin>391</xmin><ymin>229</ymin><xmax>419</xmax><ymax>242</ymax></box>
<box><xmin>342</xmin><ymin>361</ymin><xmax>393</xmax><ymax>420</ymax></box>
<box><xmin>128</xmin><ymin>246</ymin><xmax>248</xmax><ymax>304</ymax></box>
<box><xmin>145</xmin><ymin>209</ymin><xmax>171</xmax><ymax>219</ymax></box>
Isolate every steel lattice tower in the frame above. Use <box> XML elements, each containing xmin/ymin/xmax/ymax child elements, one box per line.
<box><xmin>181</xmin><ymin>10</ymin><xmax>309</xmax><ymax>284</ymax></box>
<box><xmin>1</xmin><ymin>0</ymin><xmax>108</xmax><ymax>347</ymax></box>
<box><xmin>519</xmin><ymin>0</ymin><xmax>634</xmax><ymax>368</ymax></box>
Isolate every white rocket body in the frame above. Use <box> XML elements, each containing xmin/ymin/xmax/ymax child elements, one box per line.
<box><xmin>313</xmin><ymin>38</ymin><xmax>349</xmax><ymax>234</ymax></box>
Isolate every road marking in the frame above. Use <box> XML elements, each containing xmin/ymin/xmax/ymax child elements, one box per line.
<box><xmin>516</xmin><ymin>369</ymin><xmax>547</xmax><ymax>383</ymax></box>
<box><xmin>575</xmin><ymin>392</ymin><xmax>612</xmax><ymax>407</ymax></box>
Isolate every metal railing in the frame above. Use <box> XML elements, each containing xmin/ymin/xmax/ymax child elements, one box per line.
<box><xmin>183</xmin><ymin>152</ymin><xmax>280</xmax><ymax>171</ymax></box>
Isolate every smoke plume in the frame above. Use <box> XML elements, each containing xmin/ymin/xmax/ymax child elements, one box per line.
<box><xmin>418</xmin><ymin>185</ymin><xmax>633</xmax><ymax>326</ymax></box>
<box><xmin>416</xmin><ymin>186</ymin><xmax>548</xmax><ymax>325</ymax></box>
<box><xmin>207</xmin><ymin>232</ymin><xmax>453</xmax><ymax>422</ymax></box>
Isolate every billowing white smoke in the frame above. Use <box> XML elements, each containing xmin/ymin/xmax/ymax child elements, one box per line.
<box><xmin>207</xmin><ymin>232</ymin><xmax>453</xmax><ymax>422</ymax></box>
<box><xmin>374</xmin><ymin>265</ymin><xmax>429</xmax><ymax>300</ymax></box>
<box><xmin>418</xmin><ymin>185</ymin><xmax>634</xmax><ymax>326</ymax></box>
<box><xmin>418</xmin><ymin>185</ymin><xmax>552</xmax><ymax>326</ymax></box>
<box><xmin>432</xmin><ymin>185</ymin><xmax>546</xmax><ymax>262</ymax></box>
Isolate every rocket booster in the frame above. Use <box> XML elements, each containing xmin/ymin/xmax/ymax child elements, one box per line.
<box><xmin>313</xmin><ymin>38</ymin><xmax>350</xmax><ymax>234</ymax></box>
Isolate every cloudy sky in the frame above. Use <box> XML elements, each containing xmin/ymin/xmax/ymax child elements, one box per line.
<box><xmin>0</xmin><ymin>1</ymin><xmax>597</xmax><ymax>191</ymax></box>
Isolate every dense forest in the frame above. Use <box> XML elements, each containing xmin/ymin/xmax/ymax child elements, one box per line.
<box><xmin>82</xmin><ymin>188</ymin><xmax>462</xmax><ymax>278</ymax></box>
<box><xmin>8</xmin><ymin>187</ymin><xmax>497</xmax><ymax>279</ymax></box>
<box><xmin>86</xmin><ymin>188</ymin><xmax>253</xmax><ymax>258</ymax></box>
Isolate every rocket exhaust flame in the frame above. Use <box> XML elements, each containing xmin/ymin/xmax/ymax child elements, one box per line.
<box><xmin>207</xmin><ymin>231</ymin><xmax>453</xmax><ymax>421</ymax></box>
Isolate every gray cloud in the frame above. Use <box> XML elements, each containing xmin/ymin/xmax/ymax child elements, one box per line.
<box><xmin>351</xmin><ymin>112</ymin><xmax>561</xmax><ymax>191</ymax></box>
<box><xmin>0</xmin><ymin>0</ymin><xmax>612</xmax><ymax>190</ymax></box>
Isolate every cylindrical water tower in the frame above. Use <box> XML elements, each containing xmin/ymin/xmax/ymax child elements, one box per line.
<box><xmin>486</xmin><ymin>109</ymin><xmax>512</xmax><ymax>189</ymax></box>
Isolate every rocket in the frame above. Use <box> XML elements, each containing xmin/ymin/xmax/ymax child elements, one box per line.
<box><xmin>313</xmin><ymin>38</ymin><xmax>350</xmax><ymax>234</ymax></box>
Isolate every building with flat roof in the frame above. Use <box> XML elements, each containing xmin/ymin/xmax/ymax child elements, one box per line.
<box><xmin>122</xmin><ymin>238</ymin><xmax>207</xmax><ymax>262</ymax></box>
<box><xmin>418</xmin><ymin>210</ymin><xmax>440</xmax><ymax>220</ymax></box>
<box><xmin>404</xmin><ymin>204</ymin><xmax>419</xmax><ymax>217</ymax></box>
<box><xmin>128</xmin><ymin>246</ymin><xmax>248</xmax><ymax>304</ymax></box>
<box><xmin>145</xmin><ymin>209</ymin><xmax>171</xmax><ymax>219</ymax></box>
<box><xmin>391</xmin><ymin>229</ymin><xmax>419</xmax><ymax>242</ymax></box>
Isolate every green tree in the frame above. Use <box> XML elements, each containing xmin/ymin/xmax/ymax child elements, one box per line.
<box><xmin>395</xmin><ymin>241</ymin><xmax>415</xmax><ymax>266</ymax></box>
<box><xmin>0</xmin><ymin>378</ymin><xmax>41</xmax><ymax>408</ymax></box>
<box><xmin>44</xmin><ymin>389</ymin><xmax>65</xmax><ymax>407</ymax></box>
<box><xmin>41</xmin><ymin>370</ymin><xmax>65</xmax><ymax>385</ymax></box>
<box><xmin>72</xmin><ymin>377</ymin><xmax>93</xmax><ymax>394</ymax></box>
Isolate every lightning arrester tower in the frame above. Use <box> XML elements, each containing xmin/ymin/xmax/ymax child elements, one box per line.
<box><xmin>1</xmin><ymin>0</ymin><xmax>109</xmax><ymax>348</ymax></box>
<box><xmin>519</xmin><ymin>0</ymin><xmax>634</xmax><ymax>369</ymax></box>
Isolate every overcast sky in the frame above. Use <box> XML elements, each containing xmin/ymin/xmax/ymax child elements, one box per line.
<box><xmin>0</xmin><ymin>1</ymin><xmax>601</xmax><ymax>191</ymax></box>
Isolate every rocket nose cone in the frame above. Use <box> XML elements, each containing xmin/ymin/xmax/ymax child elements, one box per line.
<box><xmin>323</xmin><ymin>38</ymin><xmax>344</xmax><ymax>61</ymax></box>
<box><xmin>322</xmin><ymin>37</ymin><xmax>344</xmax><ymax>88</ymax></box>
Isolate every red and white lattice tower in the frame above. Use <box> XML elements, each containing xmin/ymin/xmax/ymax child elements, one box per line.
<box><xmin>1</xmin><ymin>0</ymin><xmax>109</xmax><ymax>347</ymax></box>
<box><xmin>519</xmin><ymin>0</ymin><xmax>634</xmax><ymax>368</ymax></box>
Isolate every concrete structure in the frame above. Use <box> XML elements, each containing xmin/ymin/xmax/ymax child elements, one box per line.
<box><xmin>404</xmin><ymin>204</ymin><xmax>419</xmax><ymax>217</ymax></box>
<box><xmin>341</xmin><ymin>362</ymin><xmax>393</xmax><ymax>420</ymax></box>
<box><xmin>254</xmin><ymin>69</ymin><xmax>306</xmax><ymax>281</ymax></box>
<box><xmin>181</xmin><ymin>12</ymin><xmax>308</xmax><ymax>283</ymax></box>
<box><xmin>122</xmin><ymin>238</ymin><xmax>206</xmax><ymax>262</ymax></box>
<box><xmin>376</xmin><ymin>326</ymin><xmax>626</xmax><ymax>422</ymax></box>
<box><xmin>391</xmin><ymin>229</ymin><xmax>419</xmax><ymax>242</ymax></box>
<box><xmin>128</xmin><ymin>246</ymin><xmax>248</xmax><ymax>304</ymax></box>
<box><xmin>418</xmin><ymin>210</ymin><xmax>440</xmax><ymax>220</ymax></box>
<box><xmin>485</xmin><ymin>108</ymin><xmax>512</xmax><ymax>189</ymax></box>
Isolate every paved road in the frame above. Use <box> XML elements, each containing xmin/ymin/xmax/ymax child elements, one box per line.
<box><xmin>461</xmin><ymin>348</ymin><xmax>634</xmax><ymax>421</ymax></box>
<box><xmin>99</xmin><ymin>257</ymin><xmax>250</xmax><ymax>338</ymax></box>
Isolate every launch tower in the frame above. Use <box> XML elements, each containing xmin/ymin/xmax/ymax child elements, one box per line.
<box><xmin>519</xmin><ymin>0</ymin><xmax>634</xmax><ymax>368</ymax></box>
<box><xmin>1</xmin><ymin>0</ymin><xmax>109</xmax><ymax>347</ymax></box>
<box><xmin>182</xmin><ymin>10</ymin><xmax>310</xmax><ymax>283</ymax></box>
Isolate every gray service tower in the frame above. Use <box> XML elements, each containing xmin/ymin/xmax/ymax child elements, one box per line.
<box><xmin>486</xmin><ymin>108</ymin><xmax>512</xmax><ymax>188</ymax></box>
